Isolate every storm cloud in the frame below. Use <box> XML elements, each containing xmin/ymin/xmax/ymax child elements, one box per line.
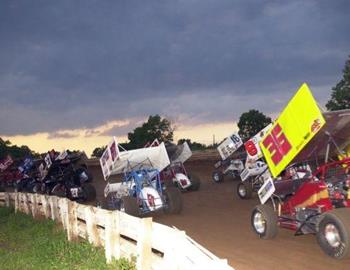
<box><xmin>0</xmin><ymin>0</ymin><xmax>349</xmax><ymax>135</ymax></box>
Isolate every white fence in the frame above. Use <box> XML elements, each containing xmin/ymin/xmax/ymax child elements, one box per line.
<box><xmin>0</xmin><ymin>192</ymin><xmax>234</xmax><ymax>270</ymax></box>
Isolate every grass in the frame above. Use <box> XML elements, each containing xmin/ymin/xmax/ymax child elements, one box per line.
<box><xmin>0</xmin><ymin>207</ymin><xmax>135</xmax><ymax>270</ymax></box>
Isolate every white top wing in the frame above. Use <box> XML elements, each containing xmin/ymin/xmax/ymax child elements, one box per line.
<box><xmin>109</xmin><ymin>142</ymin><xmax>170</xmax><ymax>176</ymax></box>
<box><xmin>217</xmin><ymin>133</ymin><xmax>243</xmax><ymax>160</ymax></box>
<box><xmin>172</xmin><ymin>142</ymin><xmax>193</xmax><ymax>163</ymax></box>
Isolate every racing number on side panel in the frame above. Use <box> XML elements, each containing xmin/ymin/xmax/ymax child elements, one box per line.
<box><xmin>262</xmin><ymin>124</ymin><xmax>292</xmax><ymax>165</ymax></box>
<box><xmin>230</xmin><ymin>134</ymin><xmax>241</xmax><ymax>144</ymax></box>
<box><xmin>245</xmin><ymin>140</ymin><xmax>258</xmax><ymax>157</ymax></box>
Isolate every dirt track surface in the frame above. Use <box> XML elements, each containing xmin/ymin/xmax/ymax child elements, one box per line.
<box><xmin>90</xmin><ymin>161</ymin><xmax>350</xmax><ymax>270</ymax></box>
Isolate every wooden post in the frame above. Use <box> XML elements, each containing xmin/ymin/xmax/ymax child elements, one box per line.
<box><xmin>66</xmin><ymin>200</ymin><xmax>78</xmax><ymax>241</ymax></box>
<box><xmin>113</xmin><ymin>211</ymin><xmax>121</xmax><ymax>259</ymax></box>
<box><xmin>4</xmin><ymin>192</ymin><xmax>10</xmax><ymax>207</ymax></box>
<box><xmin>30</xmin><ymin>194</ymin><xmax>38</xmax><ymax>218</ymax></box>
<box><xmin>163</xmin><ymin>230</ymin><xmax>186</xmax><ymax>270</ymax></box>
<box><xmin>23</xmin><ymin>193</ymin><xmax>30</xmax><ymax>215</ymax></box>
<box><xmin>20</xmin><ymin>193</ymin><xmax>26</xmax><ymax>212</ymax></box>
<box><xmin>41</xmin><ymin>195</ymin><xmax>51</xmax><ymax>218</ymax></box>
<box><xmin>72</xmin><ymin>202</ymin><xmax>79</xmax><ymax>238</ymax></box>
<box><xmin>18</xmin><ymin>193</ymin><xmax>23</xmax><ymax>212</ymax></box>
<box><xmin>14</xmin><ymin>192</ymin><xmax>19</xmax><ymax>213</ymax></box>
<box><xmin>104</xmin><ymin>211</ymin><xmax>121</xmax><ymax>263</ymax></box>
<box><xmin>59</xmin><ymin>198</ymin><xmax>69</xmax><ymax>230</ymax></box>
<box><xmin>85</xmin><ymin>206</ymin><xmax>100</xmax><ymax>247</ymax></box>
<box><xmin>49</xmin><ymin>196</ymin><xmax>59</xmax><ymax>221</ymax></box>
<box><xmin>136</xmin><ymin>217</ymin><xmax>153</xmax><ymax>270</ymax></box>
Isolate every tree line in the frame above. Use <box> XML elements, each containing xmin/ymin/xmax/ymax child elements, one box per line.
<box><xmin>0</xmin><ymin>138</ymin><xmax>38</xmax><ymax>160</ymax></box>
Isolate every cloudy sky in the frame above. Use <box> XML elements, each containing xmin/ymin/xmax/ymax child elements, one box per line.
<box><xmin>1</xmin><ymin>0</ymin><xmax>349</xmax><ymax>155</ymax></box>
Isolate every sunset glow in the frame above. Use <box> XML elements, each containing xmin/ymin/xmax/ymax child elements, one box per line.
<box><xmin>1</xmin><ymin>120</ymin><xmax>238</xmax><ymax>156</ymax></box>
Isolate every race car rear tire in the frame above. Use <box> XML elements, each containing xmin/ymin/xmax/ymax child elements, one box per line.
<box><xmin>317</xmin><ymin>208</ymin><xmax>350</xmax><ymax>259</ymax></box>
<box><xmin>164</xmin><ymin>187</ymin><xmax>183</xmax><ymax>214</ymax></box>
<box><xmin>51</xmin><ymin>184</ymin><xmax>66</xmax><ymax>198</ymax></box>
<box><xmin>103</xmin><ymin>193</ymin><xmax>119</xmax><ymax>210</ymax></box>
<box><xmin>82</xmin><ymin>183</ymin><xmax>96</xmax><ymax>202</ymax></box>
<box><xmin>188</xmin><ymin>174</ymin><xmax>201</xmax><ymax>191</ymax></box>
<box><xmin>251</xmin><ymin>204</ymin><xmax>278</xmax><ymax>239</ymax></box>
<box><xmin>174</xmin><ymin>181</ymin><xmax>187</xmax><ymax>192</ymax></box>
<box><xmin>237</xmin><ymin>181</ymin><xmax>253</xmax><ymax>199</ymax></box>
<box><xmin>212</xmin><ymin>170</ymin><xmax>224</xmax><ymax>183</ymax></box>
<box><xmin>32</xmin><ymin>183</ymin><xmax>42</xmax><ymax>194</ymax></box>
<box><xmin>121</xmin><ymin>196</ymin><xmax>140</xmax><ymax>217</ymax></box>
<box><xmin>13</xmin><ymin>182</ymin><xmax>22</xmax><ymax>193</ymax></box>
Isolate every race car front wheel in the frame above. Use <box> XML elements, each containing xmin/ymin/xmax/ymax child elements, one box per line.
<box><xmin>164</xmin><ymin>187</ymin><xmax>183</xmax><ymax>214</ymax></box>
<box><xmin>212</xmin><ymin>170</ymin><xmax>223</xmax><ymax>183</ymax></box>
<box><xmin>237</xmin><ymin>181</ymin><xmax>253</xmax><ymax>199</ymax></box>
<box><xmin>188</xmin><ymin>173</ymin><xmax>201</xmax><ymax>191</ymax></box>
<box><xmin>82</xmin><ymin>183</ymin><xmax>96</xmax><ymax>202</ymax></box>
<box><xmin>251</xmin><ymin>204</ymin><xmax>278</xmax><ymax>240</ymax></box>
<box><xmin>120</xmin><ymin>196</ymin><xmax>140</xmax><ymax>217</ymax></box>
<box><xmin>317</xmin><ymin>208</ymin><xmax>350</xmax><ymax>259</ymax></box>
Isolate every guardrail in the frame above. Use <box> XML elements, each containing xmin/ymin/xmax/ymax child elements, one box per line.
<box><xmin>0</xmin><ymin>192</ymin><xmax>234</xmax><ymax>270</ymax></box>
